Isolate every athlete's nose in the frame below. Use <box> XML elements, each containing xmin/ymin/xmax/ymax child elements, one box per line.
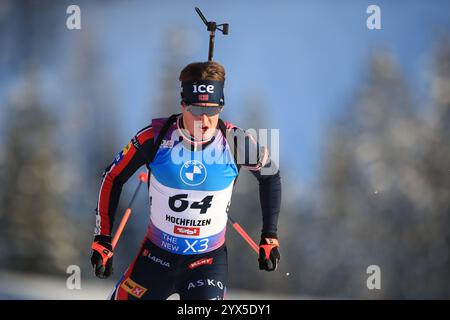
<box><xmin>200</xmin><ymin>113</ymin><xmax>209</xmax><ymax>123</ymax></box>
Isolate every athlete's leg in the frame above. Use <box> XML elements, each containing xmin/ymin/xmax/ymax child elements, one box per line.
<box><xmin>110</xmin><ymin>238</ymin><xmax>177</xmax><ymax>300</ymax></box>
<box><xmin>177</xmin><ymin>245</ymin><xmax>228</xmax><ymax>300</ymax></box>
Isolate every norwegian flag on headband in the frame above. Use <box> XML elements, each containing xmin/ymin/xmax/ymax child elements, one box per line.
<box><xmin>198</xmin><ymin>94</ymin><xmax>209</xmax><ymax>101</ymax></box>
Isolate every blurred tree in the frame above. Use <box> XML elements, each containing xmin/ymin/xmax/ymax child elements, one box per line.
<box><xmin>319</xmin><ymin>49</ymin><xmax>450</xmax><ymax>298</ymax></box>
<box><xmin>0</xmin><ymin>71</ymin><xmax>78</xmax><ymax>274</ymax></box>
<box><xmin>151</xmin><ymin>28</ymin><xmax>192</xmax><ymax>118</ymax></box>
<box><xmin>0</xmin><ymin>0</ymin><xmax>82</xmax><ymax>275</ymax></box>
<box><xmin>415</xmin><ymin>39</ymin><xmax>450</xmax><ymax>298</ymax></box>
<box><xmin>0</xmin><ymin>0</ymin><xmax>52</xmax><ymax>75</ymax></box>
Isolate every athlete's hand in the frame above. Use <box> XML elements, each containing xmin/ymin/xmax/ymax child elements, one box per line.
<box><xmin>258</xmin><ymin>233</ymin><xmax>280</xmax><ymax>272</ymax></box>
<box><xmin>90</xmin><ymin>235</ymin><xmax>114</xmax><ymax>278</ymax></box>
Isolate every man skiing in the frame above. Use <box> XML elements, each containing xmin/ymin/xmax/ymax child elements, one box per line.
<box><xmin>90</xmin><ymin>61</ymin><xmax>282</xmax><ymax>300</ymax></box>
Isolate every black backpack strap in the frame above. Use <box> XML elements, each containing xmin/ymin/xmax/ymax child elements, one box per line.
<box><xmin>146</xmin><ymin>113</ymin><xmax>181</xmax><ymax>188</ymax></box>
<box><xmin>218</xmin><ymin>119</ymin><xmax>241</xmax><ymax>183</ymax></box>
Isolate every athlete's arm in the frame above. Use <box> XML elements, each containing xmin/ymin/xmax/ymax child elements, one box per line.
<box><xmin>235</xmin><ymin>128</ymin><xmax>281</xmax><ymax>271</ymax></box>
<box><xmin>234</xmin><ymin>128</ymin><xmax>281</xmax><ymax>237</ymax></box>
<box><xmin>94</xmin><ymin>125</ymin><xmax>154</xmax><ymax>237</ymax></box>
<box><xmin>249</xmin><ymin>165</ymin><xmax>281</xmax><ymax>237</ymax></box>
<box><xmin>246</xmin><ymin>147</ymin><xmax>281</xmax><ymax>237</ymax></box>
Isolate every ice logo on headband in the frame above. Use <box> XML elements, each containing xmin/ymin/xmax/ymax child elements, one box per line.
<box><xmin>181</xmin><ymin>82</ymin><xmax>217</xmax><ymax>94</ymax></box>
<box><xmin>192</xmin><ymin>84</ymin><xmax>215</xmax><ymax>93</ymax></box>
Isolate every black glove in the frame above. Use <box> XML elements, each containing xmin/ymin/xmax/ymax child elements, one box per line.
<box><xmin>90</xmin><ymin>235</ymin><xmax>114</xmax><ymax>278</ymax></box>
<box><xmin>258</xmin><ymin>233</ymin><xmax>280</xmax><ymax>272</ymax></box>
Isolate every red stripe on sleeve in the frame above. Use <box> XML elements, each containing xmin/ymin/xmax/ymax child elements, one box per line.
<box><xmin>137</xmin><ymin>127</ymin><xmax>154</xmax><ymax>145</ymax></box>
<box><xmin>97</xmin><ymin>146</ymin><xmax>138</xmax><ymax>235</ymax></box>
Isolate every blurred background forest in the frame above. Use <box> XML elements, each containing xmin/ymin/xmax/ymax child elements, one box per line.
<box><xmin>0</xmin><ymin>0</ymin><xmax>449</xmax><ymax>299</ymax></box>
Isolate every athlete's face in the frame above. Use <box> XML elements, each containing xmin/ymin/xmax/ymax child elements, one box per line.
<box><xmin>181</xmin><ymin>103</ymin><xmax>220</xmax><ymax>140</ymax></box>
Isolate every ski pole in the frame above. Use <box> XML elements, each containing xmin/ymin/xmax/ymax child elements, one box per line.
<box><xmin>228</xmin><ymin>217</ymin><xmax>289</xmax><ymax>276</ymax></box>
<box><xmin>228</xmin><ymin>215</ymin><xmax>259</xmax><ymax>254</ymax></box>
<box><xmin>111</xmin><ymin>172</ymin><xmax>148</xmax><ymax>249</ymax></box>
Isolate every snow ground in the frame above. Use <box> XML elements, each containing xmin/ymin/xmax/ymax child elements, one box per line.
<box><xmin>0</xmin><ymin>270</ymin><xmax>307</xmax><ymax>300</ymax></box>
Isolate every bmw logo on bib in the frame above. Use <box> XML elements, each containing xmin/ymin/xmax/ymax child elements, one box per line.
<box><xmin>180</xmin><ymin>160</ymin><xmax>207</xmax><ymax>186</ymax></box>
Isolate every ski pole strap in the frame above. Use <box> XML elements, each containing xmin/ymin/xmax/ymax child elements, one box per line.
<box><xmin>91</xmin><ymin>242</ymin><xmax>113</xmax><ymax>267</ymax></box>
